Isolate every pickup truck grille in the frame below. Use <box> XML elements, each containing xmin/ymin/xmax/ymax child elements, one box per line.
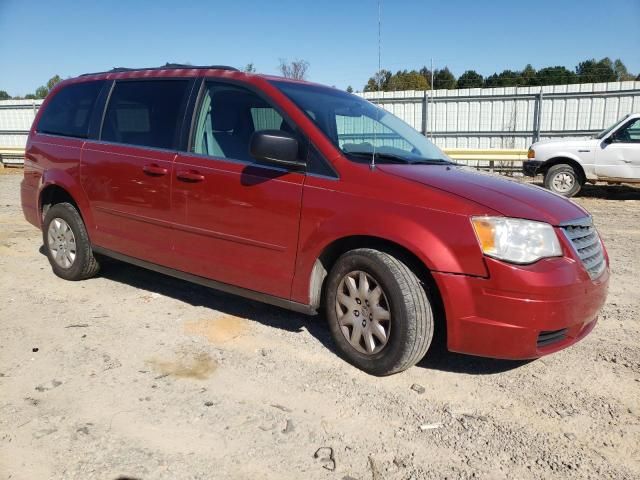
<box><xmin>561</xmin><ymin>218</ymin><xmax>606</xmax><ymax>280</ymax></box>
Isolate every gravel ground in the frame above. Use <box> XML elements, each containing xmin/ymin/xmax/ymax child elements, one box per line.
<box><xmin>1</xmin><ymin>169</ymin><xmax>639</xmax><ymax>480</ymax></box>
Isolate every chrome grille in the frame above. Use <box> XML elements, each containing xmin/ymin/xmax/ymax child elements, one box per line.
<box><xmin>561</xmin><ymin>218</ymin><xmax>606</xmax><ymax>280</ymax></box>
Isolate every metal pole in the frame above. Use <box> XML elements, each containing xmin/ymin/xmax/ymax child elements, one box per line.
<box><xmin>421</xmin><ymin>91</ymin><xmax>427</xmax><ymax>135</ymax></box>
<box><xmin>533</xmin><ymin>90</ymin><xmax>543</xmax><ymax>143</ymax></box>
<box><xmin>430</xmin><ymin>58</ymin><xmax>434</xmax><ymax>140</ymax></box>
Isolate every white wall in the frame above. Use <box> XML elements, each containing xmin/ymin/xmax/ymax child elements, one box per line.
<box><xmin>359</xmin><ymin>81</ymin><xmax>640</xmax><ymax>149</ymax></box>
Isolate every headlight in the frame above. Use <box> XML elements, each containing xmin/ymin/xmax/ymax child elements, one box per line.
<box><xmin>471</xmin><ymin>216</ymin><xmax>562</xmax><ymax>264</ymax></box>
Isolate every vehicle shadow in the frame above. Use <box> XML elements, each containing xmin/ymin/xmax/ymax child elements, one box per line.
<box><xmin>529</xmin><ymin>180</ymin><xmax>640</xmax><ymax>200</ymax></box>
<box><xmin>39</xmin><ymin>247</ymin><xmax>534</xmax><ymax>376</ymax></box>
<box><xmin>416</xmin><ymin>340</ymin><xmax>532</xmax><ymax>375</ymax></box>
<box><xmin>96</xmin><ymin>258</ymin><xmax>337</xmax><ymax>351</ymax></box>
<box><xmin>578</xmin><ymin>183</ymin><xmax>640</xmax><ymax>200</ymax></box>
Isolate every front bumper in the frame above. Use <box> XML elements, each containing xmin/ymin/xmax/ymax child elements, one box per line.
<box><xmin>433</xmin><ymin>254</ymin><xmax>609</xmax><ymax>360</ymax></box>
<box><xmin>523</xmin><ymin>160</ymin><xmax>544</xmax><ymax>177</ymax></box>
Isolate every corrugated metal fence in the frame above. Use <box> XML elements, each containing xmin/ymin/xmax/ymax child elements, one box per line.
<box><xmin>358</xmin><ymin>80</ymin><xmax>640</xmax><ymax>150</ymax></box>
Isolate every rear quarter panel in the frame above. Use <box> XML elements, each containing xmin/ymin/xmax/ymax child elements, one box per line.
<box><xmin>23</xmin><ymin>134</ymin><xmax>95</xmax><ymax>234</ymax></box>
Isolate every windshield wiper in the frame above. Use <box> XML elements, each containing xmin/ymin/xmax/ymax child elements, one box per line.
<box><xmin>410</xmin><ymin>159</ymin><xmax>453</xmax><ymax>165</ymax></box>
<box><xmin>346</xmin><ymin>151</ymin><xmax>451</xmax><ymax>165</ymax></box>
<box><xmin>346</xmin><ymin>151</ymin><xmax>410</xmax><ymax>164</ymax></box>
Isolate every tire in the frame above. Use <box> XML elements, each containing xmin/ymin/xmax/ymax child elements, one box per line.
<box><xmin>325</xmin><ymin>248</ymin><xmax>434</xmax><ymax>376</ymax></box>
<box><xmin>43</xmin><ymin>202</ymin><xmax>100</xmax><ymax>281</ymax></box>
<box><xmin>544</xmin><ymin>164</ymin><xmax>583</xmax><ymax>197</ymax></box>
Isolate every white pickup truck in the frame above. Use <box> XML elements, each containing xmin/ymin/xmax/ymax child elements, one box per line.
<box><xmin>524</xmin><ymin>113</ymin><xmax>640</xmax><ymax>197</ymax></box>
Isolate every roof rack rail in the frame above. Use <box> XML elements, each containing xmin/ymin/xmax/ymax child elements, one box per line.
<box><xmin>81</xmin><ymin>63</ymin><xmax>238</xmax><ymax>76</ymax></box>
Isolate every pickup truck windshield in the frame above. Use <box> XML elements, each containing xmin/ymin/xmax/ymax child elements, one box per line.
<box><xmin>594</xmin><ymin>114</ymin><xmax>630</xmax><ymax>139</ymax></box>
<box><xmin>270</xmin><ymin>80</ymin><xmax>450</xmax><ymax>165</ymax></box>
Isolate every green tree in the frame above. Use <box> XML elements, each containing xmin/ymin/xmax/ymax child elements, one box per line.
<box><xmin>243</xmin><ymin>63</ymin><xmax>256</xmax><ymax>73</ymax></box>
<box><xmin>32</xmin><ymin>74</ymin><xmax>63</xmax><ymax>99</ymax></box>
<box><xmin>46</xmin><ymin>75</ymin><xmax>62</xmax><ymax>91</ymax></box>
<box><xmin>521</xmin><ymin>64</ymin><xmax>538</xmax><ymax>86</ymax></box>
<box><xmin>433</xmin><ymin>67</ymin><xmax>456</xmax><ymax>90</ymax></box>
<box><xmin>536</xmin><ymin>66</ymin><xmax>577</xmax><ymax>85</ymax></box>
<box><xmin>614</xmin><ymin>59</ymin><xmax>635</xmax><ymax>81</ymax></box>
<box><xmin>364</xmin><ymin>69</ymin><xmax>391</xmax><ymax>91</ymax></box>
<box><xmin>457</xmin><ymin>70</ymin><xmax>484</xmax><ymax>88</ymax></box>
<box><xmin>387</xmin><ymin>70</ymin><xmax>429</xmax><ymax>91</ymax></box>
<box><xmin>0</xmin><ymin>90</ymin><xmax>10</xmax><ymax>100</ymax></box>
<box><xmin>576</xmin><ymin>58</ymin><xmax>616</xmax><ymax>83</ymax></box>
<box><xmin>35</xmin><ymin>86</ymin><xmax>49</xmax><ymax>99</ymax></box>
<box><xmin>346</xmin><ymin>85</ymin><xmax>353</xmax><ymax>93</ymax></box>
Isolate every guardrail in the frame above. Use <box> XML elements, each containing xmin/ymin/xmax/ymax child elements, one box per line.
<box><xmin>0</xmin><ymin>146</ymin><xmax>26</xmax><ymax>167</ymax></box>
<box><xmin>445</xmin><ymin>148</ymin><xmax>527</xmax><ymax>175</ymax></box>
<box><xmin>1</xmin><ymin>146</ymin><xmax>529</xmax><ymax>175</ymax></box>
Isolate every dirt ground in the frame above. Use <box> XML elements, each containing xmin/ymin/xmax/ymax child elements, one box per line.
<box><xmin>0</xmin><ymin>169</ymin><xmax>639</xmax><ymax>480</ymax></box>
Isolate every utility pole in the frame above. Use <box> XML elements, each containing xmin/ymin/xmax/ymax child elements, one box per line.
<box><xmin>430</xmin><ymin>58</ymin><xmax>434</xmax><ymax>140</ymax></box>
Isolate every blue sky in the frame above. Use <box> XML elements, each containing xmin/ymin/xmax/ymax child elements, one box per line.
<box><xmin>1</xmin><ymin>0</ymin><xmax>639</xmax><ymax>96</ymax></box>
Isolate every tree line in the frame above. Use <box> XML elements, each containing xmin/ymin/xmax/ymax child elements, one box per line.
<box><xmin>0</xmin><ymin>60</ymin><xmax>310</xmax><ymax>100</ymax></box>
<box><xmin>360</xmin><ymin>57</ymin><xmax>639</xmax><ymax>92</ymax></box>
<box><xmin>2</xmin><ymin>57</ymin><xmax>636</xmax><ymax>100</ymax></box>
<box><xmin>0</xmin><ymin>75</ymin><xmax>62</xmax><ymax>100</ymax></box>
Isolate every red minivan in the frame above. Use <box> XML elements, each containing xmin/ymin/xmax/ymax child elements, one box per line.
<box><xmin>21</xmin><ymin>64</ymin><xmax>609</xmax><ymax>375</ymax></box>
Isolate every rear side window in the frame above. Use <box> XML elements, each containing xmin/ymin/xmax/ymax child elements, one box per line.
<box><xmin>101</xmin><ymin>80</ymin><xmax>190</xmax><ymax>150</ymax></box>
<box><xmin>37</xmin><ymin>81</ymin><xmax>104</xmax><ymax>138</ymax></box>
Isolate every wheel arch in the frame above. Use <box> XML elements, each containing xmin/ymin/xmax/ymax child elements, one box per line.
<box><xmin>308</xmin><ymin>235</ymin><xmax>446</xmax><ymax>343</ymax></box>
<box><xmin>38</xmin><ymin>174</ymin><xmax>95</xmax><ymax>234</ymax></box>
<box><xmin>539</xmin><ymin>157</ymin><xmax>587</xmax><ymax>184</ymax></box>
<box><xmin>40</xmin><ymin>184</ymin><xmax>80</xmax><ymax>220</ymax></box>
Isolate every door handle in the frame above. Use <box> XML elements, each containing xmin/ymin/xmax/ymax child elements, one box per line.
<box><xmin>176</xmin><ymin>170</ymin><xmax>205</xmax><ymax>183</ymax></box>
<box><xmin>142</xmin><ymin>164</ymin><xmax>168</xmax><ymax>176</ymax></box>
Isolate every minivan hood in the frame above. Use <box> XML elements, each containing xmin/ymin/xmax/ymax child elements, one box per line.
<box><xmin>379</xmin><ymin>164</ymin><xmax>588</xmax><ymax>225</ymax></box>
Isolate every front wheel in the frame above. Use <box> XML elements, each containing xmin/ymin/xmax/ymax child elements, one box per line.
<box><xmin>544</xmin><ymin>164</ymin><xmax>583</xmax><ymax>197</ymax></box>
<box><xmin>325</xmin><ymin>248</ymin><xmax>434</xmax><ymax>376</ymax></box>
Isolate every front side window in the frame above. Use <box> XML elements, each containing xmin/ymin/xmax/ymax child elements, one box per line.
<box><xmin>613</xmin><ymin>118</ymin><xmax>640</xmax><ymax>143</ymax></box>
<box><xmin>270</xmin><ymin>80</ymin><xmax>450</xmax><ymax>165</ymax></box>
<box><xmin>192</xmin><ymin>82</ymin><xmax>294</xmax><ymax>162</ymax></box>
<box><xmin>101</xmin><ymin>80</ymin><xmax>190</xmax><ymax>149</ymax></box>
<box><xmin>37</xmin><ymin>81</ymin><xmax>104</xmax><ymax>138</ymax></box>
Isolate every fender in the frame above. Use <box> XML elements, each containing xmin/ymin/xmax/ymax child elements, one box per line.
<box><xmin>290</xmin><ymin>200</ymin><xmax>489</xmax><ymax>305</ymax></box>
<box><xmin>40</xmin><ymin>169</ymin><xmax>96</xmax><ymax>237</ymax></box>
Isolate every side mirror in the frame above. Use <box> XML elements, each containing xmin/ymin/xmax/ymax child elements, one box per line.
<box><xmin>250</xmin><ymin>130</ymin><xmax>305</xmax><ymax>169</ymax></box>
<box><xmin>603</xmin><ymin>135</ymin><xmax>614</xmax><ymax>145</ymax></box>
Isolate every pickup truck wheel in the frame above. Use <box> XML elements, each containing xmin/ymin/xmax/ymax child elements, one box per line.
<box><xmin>544</xmin><ymin>164</ymin><xmax>583</xmax><ymax>197</ymax></box>
<box><xmin>43</xmin><ymin>202</ymin><xmax>100</xmax><ymax>281</ymax></box>
<box><xmin>325</xmin><ymin>248</ymin><xmax>434</xmax><ymax>376</ymax></box>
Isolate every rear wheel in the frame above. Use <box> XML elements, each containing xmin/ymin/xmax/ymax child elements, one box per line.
<box><xmin>544</xmin><ymin>163</ymin><xmax>583</xmax><ymax>197</ymax></box>
<box><xmin>325</xmin><ymin>248</ymin><xmax>434</xmax><ymax>376</ymax></box>
<box><xmin>43</xmin><ymin>202</ymin><xmax>100</xmax><ymax>281</ymax></box>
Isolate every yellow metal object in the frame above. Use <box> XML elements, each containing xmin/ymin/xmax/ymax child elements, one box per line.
<box><xmin>443</xmin><ymin>148</ymin><xmax>529</xmax><ymax>162</ymax></box>
<box><xmin>0</xmin><ymin>146</ymin><xmax>26</xmax><ymax>155</ymax></box>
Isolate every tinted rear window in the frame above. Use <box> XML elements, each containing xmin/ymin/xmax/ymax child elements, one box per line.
<box><xmin>37</xmin><ymin>81</ymin><xmax>104</xmax><ymax>138</ymax></box>
<box><xmin>101</xmin><ymin>80</ymin><xmax>190</xmax><ymax>150</ymax></box>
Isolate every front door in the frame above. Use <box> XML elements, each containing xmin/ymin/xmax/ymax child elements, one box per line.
<box><xmin>596</xmin><ymin>118</ymin><xmax>640</xmax><ymax>180</ymax></box>
<box><xmin>171</xmin><ymin>81</ymin><xmax>305</xmax><ymax>299</ymax></box>
<box><xmin>80</xmin><ymin>79</ymin><xmax>192</xmax><ymax>266</ymax></box>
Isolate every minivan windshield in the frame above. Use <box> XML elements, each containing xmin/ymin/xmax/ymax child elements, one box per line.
<box><xmin>270</xmin><ymin>80</ymin><xmax>451</xmax><ymax>165</ymax></box>
<box><xmin>594</xmin><ymin>114</ymin><xmax>630</xmax><ymax>139</ymax></box>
